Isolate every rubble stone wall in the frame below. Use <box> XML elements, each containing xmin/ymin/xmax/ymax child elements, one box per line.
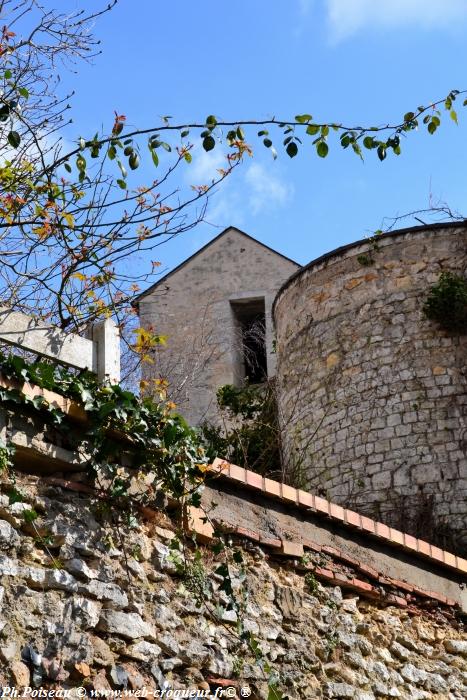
<box><xmin>273</xmin><ymin>224</ymin><xmax>467</xmax><ymax>555</ymax></box>
<box><xmin>0</xmin><ymin>473</ymin><xmax>466</xmax><ymax>699</ymax></box>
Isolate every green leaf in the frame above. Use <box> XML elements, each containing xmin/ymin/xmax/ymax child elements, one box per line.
<box><xmin>427</xmin><ymin>121</ymin><xmax>437</xmax><ymax>135</ymax></box>
<box><xmin>403</xmin><ymin>112</ymin><xmax>415</xmax><ymax>122</ymax></box>
<box><xmin>184</xmin><ymin>152</ymin><xmax>192</xmax><ymax>163</ymax></box>
<box><xmin>295</xmin><ymin>114</ymin><xmax>312</xmax><ymax>123</ymax></box>
<box><xmin>150</xmin><ymin>149</ymin><xmax>159</xmax><ymax>167</ymax></box>
<box><xmin>321</xmin><ymin>125</ymin><xmax>329</xmax><ymax>137</ymax></box>
<box><xmin>206</xmin><ymin>115</ymin><xmax>217</xmax><ymax>128</ymax></box>
<box><xmin>306</xmin><ymin>124</ymin><xmax>320</xmax><ymax>135</ymax></box>
<box><xmin>64</xmin><ymin>163</ymin><xmax>72</xmax><ymax>173</ymax></box>
<box><xmin>352</xmin><ymin>142</ymin><xmax>363</xmax><ymax>160</ymax></box>
<box><xmin>7</xmin><ymin>131</ymin><xmax>20</xmax><ymax>148</ymax></box>
<box><xmin>76</xmin><ymin>154</ymin><xmax>86</xmax><ymax>171</ymax></box>
<box><xmin>107</xmin><ymin>146</ymin><xmax>116</xmax><ymax>160</ymax></box>
<box><xmin>263</xmin><ymin>138</ymin><xmax>273</xmax><ymax>148</ymax></box>
<box><xmin>202</xmin><ymin>135</ymin><xmax>215</xmax><ymax>152</ymax></box>
<box><xmin>340</xmin><ymin>134</ymin><xmax>351</xmax><ymax>148</ymax></box>
<box><xmin>258</xmin><ymin>130</ymin><xmax>269</xmax><ymax>136</ymax></box>
<box><xmin>23</xmin><ymin>508</ymin><xmax>39</xmax><ymax>523</ymax></box>
<box><xmin>363</xmin><ymin>136</ymin><xmax>375</xmax><ymax>149</ymax></box>
<box><xmin>4</xmin><ymin>69</ymin><xmax>11</xmax><ymax>79</ymax></box>
<box><xmin>116</xmin><ymin>179</ymin><xmax>127</xmax><ymax>189</ymax></box>
<box><xmin>286</xmin><ymin>141</ymin><xmax>298</xmax><ymax>158</ymax></box>
<box><xmin>181</xmin><ymin>129</ymin><xmax>189</xmax><ymax>138</ymax></box>
<box><xmin>161</xmin><ymin>142</ymin><xmax>171</xmax><ymax>152</ymax></box>
<box><xmin>129</xmin><ymin>153</ymin><xmax>140</xmax><ymax>170</ymax></box>
<box><xmin>236</xmin><ymin>127</ymin><xmax>245</xmax><ymax>140</ymax></box>
<box><xmin>317</xmin><ymin>141</ymin><xmax>328</xmax><ymax>158</ymax></box>
<box><xmin>233</xmin><ymin>550</ymin><xmax>243</xmax><ymax>563</ymax></box>
<box><xmin>450</xmin><ymin>109</ymin><xmax>458</xmax><ymax>125</ymax></box>
<box><xmin>377</xmin><ymin>145</ymin><xmax>387</xmax><ymax>161</ymax></box>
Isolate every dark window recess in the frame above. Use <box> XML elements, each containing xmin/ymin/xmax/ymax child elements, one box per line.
<box><xmin>232</xmin><ymin>299</ymin><xmax>267</xmax><ymax>384</ymax></box>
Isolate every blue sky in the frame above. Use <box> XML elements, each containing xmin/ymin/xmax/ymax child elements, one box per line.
<box><xmin>61</xmin><ymin>0</ymin><xmax>467</xmax><ymax>276</ymax></box>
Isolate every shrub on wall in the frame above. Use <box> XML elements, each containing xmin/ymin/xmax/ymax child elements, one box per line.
<box><xmin>200</xmin><ymin>382</ymin><xmax>282</xmax><ymax>479</ymax></box>
<box><xmin>423</xmin><ymin>271</ymin><xmax>467</xmax><ymax>332</ymax></box>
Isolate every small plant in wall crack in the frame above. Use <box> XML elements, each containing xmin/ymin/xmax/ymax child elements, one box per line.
<box><xmin>357</xmin><ymin>229</ymin><xmax>383</xmax><ymax>266</ymax></box>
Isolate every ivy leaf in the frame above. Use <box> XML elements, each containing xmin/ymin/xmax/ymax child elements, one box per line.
<box><xmin>7</xmin><ymin>131</ymin><xmax>20</xmax><ymax>148</ymax></box>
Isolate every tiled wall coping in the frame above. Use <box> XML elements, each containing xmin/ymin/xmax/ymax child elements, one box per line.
<box><xmin>208</xmin><ymin>458</ymin><xmax>467</xmax><ymax>577</ymax></box>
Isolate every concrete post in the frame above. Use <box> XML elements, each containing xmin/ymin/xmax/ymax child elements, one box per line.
<box><xmin>91</xmin><ymin>318</ymin><xmax>120</xmax><ymax>384</ymax></box>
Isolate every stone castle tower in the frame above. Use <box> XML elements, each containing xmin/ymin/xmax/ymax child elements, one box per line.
<box><xmin>274</xmin><ymin>223</ymin><xmax>467</xmax><ymax>555</ymax></box>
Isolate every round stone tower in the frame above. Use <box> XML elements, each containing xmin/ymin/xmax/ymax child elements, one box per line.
<box><xmin>274</xmin><ymin>223</ymin><xmax>467</xmax><ymax>555</ymax></box>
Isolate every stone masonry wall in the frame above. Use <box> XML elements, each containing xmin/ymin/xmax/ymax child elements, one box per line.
<box><xmin>138</xmin><ymin>228</ymin><xmax>299</xmax><ymax>425</ymax></box>
<box><xmin>0</xmin><ymin>472</ymin><xmax>466</xmax><ymax>699</ymax></box>
<box><xmin>273</xmin><ymin>225</ymin><xmax>467</xmax><ymax>556</ymax></box>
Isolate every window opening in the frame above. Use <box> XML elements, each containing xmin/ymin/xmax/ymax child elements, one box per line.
<box><xmin>231</xmin><ymin>299</ymin><xmax>267</xmax><ymax>384</ymax></box>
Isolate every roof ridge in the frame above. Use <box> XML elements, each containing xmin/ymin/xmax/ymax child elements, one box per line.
<box><xmin>133</xmin><ymin>226</ymin><xmax>300</xmax><ymax>304</ymax></box>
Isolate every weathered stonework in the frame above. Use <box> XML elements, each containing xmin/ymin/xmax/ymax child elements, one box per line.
<box><xmin>136</xmin><ymin>227</ymin><xmax>299</xmax><ymax>425</ymax></box>
<box><xmin>0</xmin><ymin>472</ymin><xmax>466</xmax><ymax>699</ymax></box>
<box><xmin>274</xmin><ymin>224</ymin><xmax>467</xmax><ymax>555</ymax></box>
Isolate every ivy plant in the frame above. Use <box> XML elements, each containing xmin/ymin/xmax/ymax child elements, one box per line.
<box><xmin>423</xmin><ymin>271</ymin><xmax>467</xmax><ymax>332</ymax></box>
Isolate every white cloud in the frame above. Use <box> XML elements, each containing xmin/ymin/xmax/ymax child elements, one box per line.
<box><xmin>326</xmin><ymin>0</ymin><xmax>467</xmax><ymax>41</ymax></box>
<box><xmin>245</xmin><ymin>163</ymin><xmax>293</xmax><ymax>215</ymax></box>
<box><xmin>184</xmin><ymin>146</ymin><xmax>227</xmax><ymax>184</ymax></box>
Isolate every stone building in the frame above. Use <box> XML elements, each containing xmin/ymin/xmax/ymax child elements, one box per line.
<box><xmin>273</xmin><ymin>222</ymin><xmax>467</xmax><ymax>555</ymax></box>
<box><xmin>135</xmin><ymin>226</ymin><xmax>299</xmax><ymax>425</ymax></box>
<box><xmin>136</xmin><ymin>221</ymin><xmax>467</xmax><ymax>555</ymax></box>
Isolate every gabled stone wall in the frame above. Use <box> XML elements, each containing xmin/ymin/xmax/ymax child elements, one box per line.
<box><xmin>137</xmin><ymin>228</ymin><xmax>299</xmax><ymax>425</ymax></box>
